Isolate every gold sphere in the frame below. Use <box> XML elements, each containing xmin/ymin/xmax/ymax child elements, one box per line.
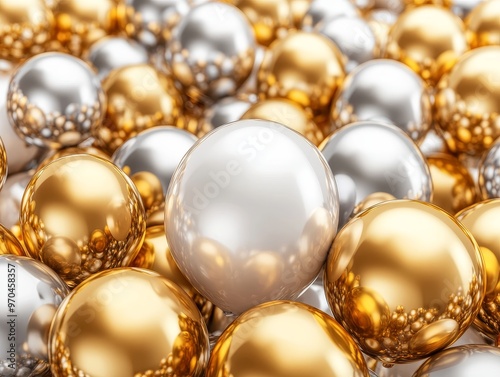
<box><xmin>241</xmin><ymin>98</ymin><xmax>324</xmax><ymax>145</ymax></box>
<box><xmin>50</xmin><ymin>0</ymin><xmax>119</xmax><ymax>56</ymax></box>
<box><xmin>93</xmin><ymin>64</ymin><xmax>184</xmax><ymax>153</ymax></box>
<box><xmin>386</xmin><ymin>5</ymin><xmax>468</xmax><ymax>86</ymax></box>
<box><xmin>207</xmin><ymin>301</ymin><xmax>370</xmax><ymax>377</ymax></box>
<box><xmin>0</xmin><ymin>0</ymin><xmax>54</xmax><ymax>62</ymax></box>
<box><xmin>427</xmin><ymin>153</ymin><xmax>477</xmax><ymax>214</ymax></box>
<box><xmin>434</xmin><ymin>46</ymin><xmax>500</xmax><ymax>155</ymax></box>
<box><xmin>325</xmin><ymin>200</ymin><xmax>485</xmax><ymax>364</ymax></box>
<box><xmin>36</xmin><ymin>146</ymin><xmax>110</xmax><ymax>171</ymax></box>
<box><xmin>49</xmin><ymin>268</ymin><xmax>209</xmax><ymax>377</ymax></box>
<box><xmin>465</xmin><ymin>0</ymin><xmax>500</xmax><ymax>48</ymax></box>
<box><xmin>225</xmin><ymin>0</ymin><xmax>294</xmax><ymax>46</ymax></box>
<box><xmin>257</xmin><ymin>31</ymin><xmax>345</xmax><ymax>113</ymax></box>
<box><xmin>457</xmin><ymin>199</ymin><xmax>500</xmax><ymax>339</ymax></box>
<box><xmin>0</xmin><ymin>223</ymin><xmax>26</xmax><ymax>256</ymax></box>
<box><xmin>20</xmin><ymin>154</ymin><xmax>146</xmax><ymax>288</ymax></box>
<box><xmin>130</xmin><ymin>171</ymin><xmax>164</xmax><ymax>214</ymax></box>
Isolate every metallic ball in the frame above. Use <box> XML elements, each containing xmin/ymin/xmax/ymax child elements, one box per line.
<box><xmin>365</xmin><ymin>8</ymin><xmax>398</xmax><ymax>57</ymax></box>
<box><xmin>50</xmin><ymin>0</ymin><xmax>119</xmax><ymax>56</ymax></box>
<box><xmin>94</xmin><ymin>64</ymin><xmax>183</xmax><ymax>153</ymax></box>
<box><xmin>320</xmin><ymin>121</ymin><xmax>433</xmax><ymax>212</ymax></box>
<box><xmin>296</xmin><ymin>275</ymin><xmax>333</xmax><ymax>316</ymax></box>
<box><xmin>201</xmin><ymin>96</ymin><xmax>252</xmax><ymax>132</ymax></box>
<box><xmin>49</xmin><ymin>268</ymin><xmax>209</xmax><ymax>377</ymax></box>
<box><xmin>257</xmin><ymin>31</ymin><xmax>345</xmax><ymax>112</ymax></box>
<box><xmin>386</xmin><ymin>5</ymin><xmax>469</xmax><ymax>86</ymax></box>
<box><xmin>419</xmin><ymin>128</ymin><xmax>448</xmax><ymax>156</ymax></box>
<box><xmin>334</xmin><ymin>174</ymin><xmax>357</xmax><ymax>228</ymax></box>
<box><xmin>0</xmin><ymin>137</ymin><xmax>7</xmax><ymax>189</ymax></box>
<box><xmin>452</xmin><ymin>0</ymin><xmax>487</xmax><ymax>19</ymax></box>
<box><xmin>0</xmin><ymin>255</ymin><xmax>69</xmax><ymax>376</ymax></box>
<box><xmin>20</xmin><ymin>154</ymin><xmax>146</xmax><ymax>288</ymax></box>
<box><xmin>85</xmin><ymin>36</ymin><xmax>149</xmax><ymax>80</ymax></box>
<box><xmin>165</xmin><ymin>2</ymin><xmax>256</xmax><ymax>103</ymax></box>
<box><xmin>325</xmin><ymin>200</ymin><xmax>485</xmax><ymax>364</ymax></box>
<box><xmin>414</xmin><ymin>345</ymin><xmax>500</xmax><ymax>376</ymax></box>
<box><xmin>479</xmin><ymin>143</ymin><xmax>500</xmax><ymax>199</ymax></box>
<box><xmin>331</xmin><ymin>59</ymin><xmax>432</xmax><ymax>144</ymax></box>
<box><xmin>112</xmin><ymin>126</ymin><xmax>198</xmax><ymax>195</ymax></box>
<box><xmin>121</xmin><ymin>0</ymin><xmax>192</xmax><ymax>49</ymax></box>
<box><xmin>316</xmin><ymin>15</ymin><xmax>377</xmax><ymax>73</ymax></box>
<box><xmin>434</xmin><ymin>46</ymin><xmax>500</xmax><ymax>155</ymax></box>
<box><xmin>465</xmin><ymin>0</ymin><xmax>500</xmax><ymax>48</ymax></box>
<box><xmin>165</xmin><ymin>120</ymin><xmax>339</xmax><ymax>315</ymax></box>
<box><xmin>0</xmin><ymin>65</ymin><xmax>43</xmax><ymax>174</ymax></box>
<box><xmin>301</xmin><ymin>0</ymin><xmax>360</xmax><ymax>30</ymax></box>
<box><xmin>0</xmin><ymin>223</ymin><xmax>26</xmax><ymax>256</ymax></box>
<box><xmin>0</xmin><ymin>0</ymin><xmax>54</xmax><ymax>62</ymax></box>
<box><xmin>7</xmin><ymin>52</ymin><xmax>106</xmax><ymax>149</ymax></box>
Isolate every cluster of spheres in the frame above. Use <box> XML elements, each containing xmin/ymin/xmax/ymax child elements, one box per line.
<box><xmin>1</xmin><ymin>0</ymin><xmax>500</xmax><ymax>376</ymax></box>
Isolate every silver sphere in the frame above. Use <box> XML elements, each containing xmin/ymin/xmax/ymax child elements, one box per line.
<box><xmin>479</xmin><ymin>142</ymin><xmax>500</xmax><ymax>199</ymax></box>
<box><xmin>202</xmin><ymin>96</ymin><xmax>252</xmax><ymax>131</ymax></box>
<box><xmin>85</xmin><ymin>36</ymin><xmax>149</xmax><ymax>80</ymax></box>
<box><xmin>112</xmin><ymin>126</ymin><xmax>198</xmax><ymax>195</ymax></box>
<box><xmin>0</xmin><ymin>171</ymin><xmax>32</xmax><ymax>229</ymax></box>
<box><xmin>0</xmin><ymin>255</ymin><xmax>69</xmax><ymax>377</ymax></box>
<box><xmin>7</xmin><ymin>53</ymin><xmax>106</xmax><ymax>149</ymax></box>
<box><xmin>165</xmin><ymin>2</ymin><xmax>256</xmax><ymax>103</ymax></box>
<box><xmin>302</xmin><ymin>0</ymin><xmax>359</xmax><ymax>31</ymax></box>
<box><xmin>331</xmin><ymin>59</ymin><xmax>432</xmax><ymax>144</ymax></box>
<box><xmin>165</xmin><ymin>120</ymin><xmax>339</xmax><ymax>315</ymax></box>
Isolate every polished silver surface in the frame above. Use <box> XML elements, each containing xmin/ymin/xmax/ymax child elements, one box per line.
<box><xmin>320</xmin><ymin>121</ymin><xmax>432</xmax><ymax>208</ymax></box>
<box><xmin>296</xmin><ymin>274</ymin><xmax>333</xmax><ymax>316</ymax></box>
<box><xmin>165</xmin><ymin>2</ymin><xmax>256</xmax><ymax>102</ymax></box>
<box><xmin>125</xmin><ymin>0</ymin><xmax>191</xmax><ymax>48</ymax></box>
<box><xmin>202</xmin><ymin>96</ymin><xmax>252</xmax><ymax>131</ymax></box>
<box><xmin>413</xmin><ymin>345</ymin><xmax>500</xmax><ymax>377</ymax></box>
<box><xmin>316</xmin><ymin>15</ymin><xmax>376</xmax><ymax>73</ymax></box>
<box><xmin>419</xmin><ymin>129</ymin><xmax>448</xmax><ymax>157</ymax></box>
<box><xmin>86</xmin><ymin>36</ymin><xmax>149</xmax><ymax>80</ymax></box>
<box><xmin>332</xmin><ymin>59</ymin><xmax>432</xmax><ymax>144</ymax></box>
<box><xmin>334</xmin><ymin>173</ymin><xmax>357</xmax><ymax>229</ymax></box>
<box><xmin>165</xmin><ymin>120</ymin><xmax>339</xmax><ymax>315</ymax></box>
<box><xmin>0</xmin><ymin>255</ymin><xmax>69</xmax><ymax>377</ymax></box>
<box><xmin>302</xmin><ymin>0</ymin><xmax>359</xmax><ymax>30</ymax></box>
<box><xmin>0</xmin><ymin>65</ymin><xmax>42</xmax><ymax>174</ymax></box>
<box><xmin>112</xmin><ymin>126</ymin><xmax>198</xmax><ymax>194</ymax></box>
<box><xmin>376</xmin><ymin>328</ymin><xmax>488</xmax><ymax>377</ymax></box>
<box><xmin>7</xmin><ymin>52</ymin><xmax>106</xmax><ymax>149</ymax></box>
<box><xmin>0</xmin><ymin>171</ymin><xmax>32</xmax><ymax>228</ymax></box>
<box><xmin>479</xmin><ymin>142</ymin><xmax>500</xmax><ymax>199</ymax></box>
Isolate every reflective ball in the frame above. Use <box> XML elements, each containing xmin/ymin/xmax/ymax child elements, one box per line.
<box><xmin>20</xmin><ymin>154</ymin><xmax>146</xmax><ymax>288</ymax></box>
<box><xmin>325</xmin><ymin>200</ymin><xmax>485</xmax><ymax>364</ymax></box>
<box><xmin>479</xmin><ymin>142</ymin><xmax>500</xmax><ymax>199</ymax></box>
<box><xmin>166</xmin><ymin>2</ymin><xmax>256</xmax><ymax>103</ymax></box>
<box><xmin>7</xmin><ymin>52</ymin><xmax>106</xmax><ymax>149</ymax></box>
<box><xmin>465</xmin><ymin>0</ymin><xmax>500</xmax><ymax>48</ymax></box>
<box><xmin>200</xmin><ymin>96</ymin><xmax>252</xmax><ymax>132</ymax></box>
<box><xmin>434</xmin><ymin>46</ymin><xmax>500</xmax><ymax>155</ymax></box>
<box><xmin>0</xmin><ymin>255</ymin><xmax>69</xmax><ymax>376</ymax></box>
<box><xmin>386</xmin><ymin>5</ymin><xmax>468</xmax><ymax>86</ymax></box>
<box><xmin>0</xmin><ymin>171</ymin><xmax>32</xmax><ymax>229</ymax></box>
<box><xmin>331</xmin><ymin>59</ymin><xmax>432</xmax><ymax>144</ymax></box>
<box><xmin>112</xmin><ymin>126</ymin><xmax>198</xmax><ymax>195</ymax></box>
<box><xmin>301</xmin><ymin>0</ymin><xmax>360</xmax><ymax>30</ymax></box>
<box><xmin>165</xmin><ymin>120</ymin><xmax>339</xmax><ymax>315</ymax></box>
<box><xmin>85</xmin><ymin>36</ymin><xmax>149</xmax><ymax>80</ymax></box>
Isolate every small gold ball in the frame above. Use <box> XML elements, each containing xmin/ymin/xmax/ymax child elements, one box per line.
<box><xmin>465</xmin><ymin>0</ymin><xmax>500</xmax><ymax>48</ymax></box>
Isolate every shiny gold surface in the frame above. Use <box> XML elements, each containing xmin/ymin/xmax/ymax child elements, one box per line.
<box><xmin>258</xmin><ymin>31</ymin><xmax>345</xmax><ymax>112</ymax></box>
<box><xmin>465</xmin><ymin>0</ymin><xmax>500</xmax><ymax>48</ymax></box>
<box><xmin>37</xmin><ymin>146</ymin><xmax>111</xmax><ymax>171</ymax></box>
<box><xmin>386</xmin><ymin>5</ymin><xmax>468</xmax><ymax>85</ymax></box>
<box><xmin>20</xmin><ymin>154</ymin><xmax>146</xmax><ymax>288</ymax></box>
<box><xmin>48</xmin><ymin>268</ymin><xmax>209</xmax><ymax>377</ymax></box>
<box><xmin>131</xmin><ymin>207</ymin><xmax>214</xmax><ymax>322</ymax></box>
<box><xmin>0</xmin><ymin>136</ymin><xmax>6</xmax><ymax>190</ymax></box>
<box><xmin>290</xmin><ymin>0</ymin><xmax>311</xmax><ymax>27</ymax></box>
<box><xmin>130</xmin><ymin>171</ymin><xmax>164</xmax><ymax>214</ymax></box>
<box><xmin>434</xmin><ymin>46</ymin><xmax>500</xmax><ymax>155</ymax></box>
<box><xmin>51</xmin><ymin>0</ymin><xmax>118</xmax><ymax>56</ymax></box>
<box><xmin>456</xmin><ymin>200</ymin><xmax>500</xmax><ymax>339</ymax></box>
<box><xmin>325</xmin><ymin>200</ymin><xmax>485</xmax><ymax>364</ymax></box>
<box><xmin>0</xmin><ymin>0</ymin><xmax>54</xmax><ymax>62</ymax></box>
<box><xmin>226</xmin><ymin>0</ymin><xmax>293</xmax><ymax>46</ymax></box>
<box><xmin>0</xmin><ymin>223</ymin><xmax>26</xmax><ymax>256</ymax></box>
<box><xmin>428</xmin><ymin>153</ymin><xmax>477</xmax><ymax>214</ymax></box>
<box><xmin>207</xmin><ymin>301</ymin><xmax>369</xmax><ymax>377</ymax></box>
<box><xmin>241</xmin><ymin>98</ymin><xmax>324</xmax><ymax>145</ymax></box>
<box><xmin>352</xmin><ymin>192</ymin><xmax>397</xmax><ymax>217</ymax></box>
<box><xmin>94</xmin><ymin>64</ymin><xmax>183</xmax><ymax>153</ymax></box>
